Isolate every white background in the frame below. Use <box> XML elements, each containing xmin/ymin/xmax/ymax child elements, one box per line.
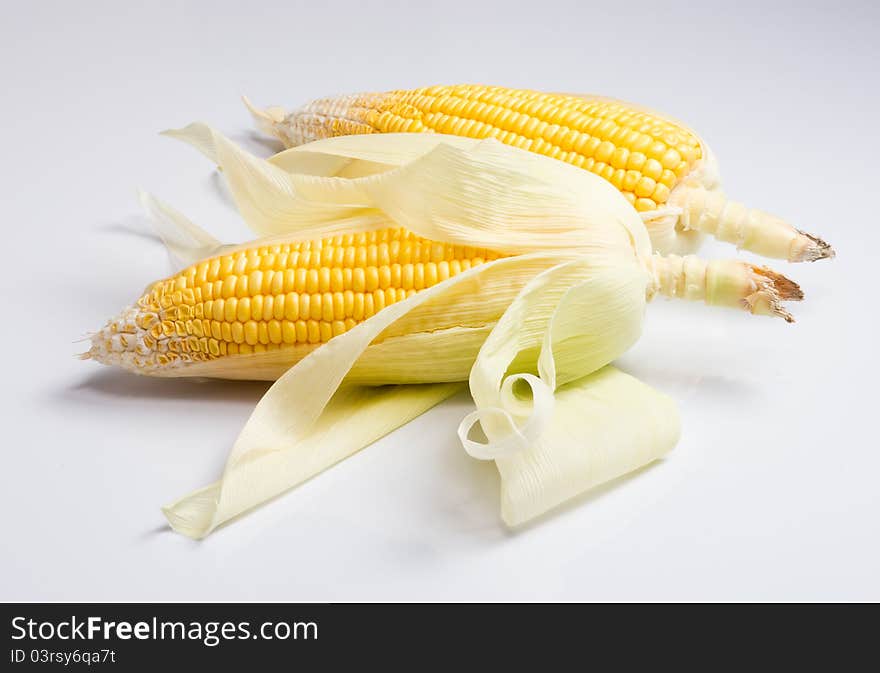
<box><xmin>2</xmin><ymin>0</ymin><xmax>877</xmax><ymax>601</ymax></box>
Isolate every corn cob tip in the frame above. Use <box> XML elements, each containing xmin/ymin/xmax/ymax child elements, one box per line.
<box><xmin>649</xmin><ymin>254</ymin><xmax>802</xmax><ymax>322</ymax></box>
<box><xmin>749</xmin><ymin>266</ymin><xmax>804</xmax><ymax>301</ymax></box>
<box><xmin>740</xmin><ymin>265</ymin><xmax>803</xmax><ymax>323</ymax></box>
<box><xmin>86</xmin><ymin>303</ymin><xmax>159</xmax><ymax>374</ymax></box>
<box><xmin>792</xmin><ymin>230</ymin><xmax>835</xmax><ymax>262</ymax></box>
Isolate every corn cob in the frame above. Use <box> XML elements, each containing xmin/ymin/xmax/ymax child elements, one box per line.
<box><xmin>89</xmin><ymin>228</ymin><xmax>504</xmax><ymax>375</ymax></box>
<box><xmin>246</xmin><ymin>84</ymin><xmax>833</xmax><ymax>262</ymax></box>
<box><xmin>88</xmin><ymin>228</ymin><xmax>801</xmax><ymax>380</ymax></box>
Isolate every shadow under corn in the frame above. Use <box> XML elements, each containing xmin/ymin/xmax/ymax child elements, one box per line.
<box><xmin>61</xmin><ymin>367</ymin><xmax>271</xmax><ymax>405</ymax></box>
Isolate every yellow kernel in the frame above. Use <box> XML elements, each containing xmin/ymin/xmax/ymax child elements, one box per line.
<box><xmin>635</xmin><ymin>176</ymin><xmax>657</xmax><ymax>198</ymax></box>
<box><xmin>238</xmin><ymin>343</ymin><xmax>252</xmax><ymax>355</ymax></box>
<box><xmin>299</xmin><ymin>293</ymin><xmax>310</xmax><ymax>319</ymax></box>
<box><xmin>366</xmin><ymin>244</ymin><xmax>378</xmax><ymax>267</ymax></box>
<box><xmin>378</xmin><ymin>265</ymin><xmax>391</xmax><ymax>290</ymax></box>
<box><xmin>219</xmin><ymin>256</ymin><xmax>234</xmax><ymax>278</ymax></box>
<box><xmin>281</xmin><ymin>321</ymin><xmax>296</xmax><ymax>344</ymax></box>
<box><xmin>622</xmin><ymin>170</ymin><xmax>640</xmax><ymax>191</ymax></box>
<box><xmin>363</xmin><ymin>293</ymin><xmax>375</xmax><ymax>318</ymax></box>
<box><xmin>236</xmin><ymin>297</ymin><xmax>251</xmax><ymax>322</ymax></box>
<box><xmin>610</xmin><ymin>147</ymin><xmax>629</xmax><ymax>169</ymax></box>
<box><xmin>244</xmin><ymin>320</ymin><xmax>259</xmax><ymax>345</ymax></box>
<box><xmin>231</xmin><ymin>321</ymin><xmax>244</xmax><ymax>343</ymax></box>
<box><xmin>649</xmin><ymin>140</ymin><xmax>667</xmax><ymax>158</ymax></box>
<box><xmin>207</xmin><ymin>258</ymin><xmax>221</xmax><ymax>281</ymax></box>
<box><xmin>235</xmin><ymin>275</ymin><xmax>249</xmax><ymax>298</ymax></box>
<box><xmin>635</xmin><ymin>197</ymin><xmax>657</xmax><ymax>211</ymax></box>
<box><xmin>294</xmin><ymin>268</ymin><xmax>308</xmax><ymax>293</ymax></box>
<box><xmin>365</xmin><ymin>267</ymin><xmax>379</xmax><ymax>292</ymax></box>
<box><xmin>310</xmin><ymin>294</ymin><xmax>323</xmax><ymax>320</ymax></box>
<box><xmin>330</xmin><ymin>268</ymin><xmax>344</xmax><ymax>292</ymax></box>
<box><xmin>233</xmin><ymin>255</ymin><xmax>248</xmax><ymax>275</ymax></box>
<box><xmin>226</xmin><ymin>342</ymin><xmax>238</xmax><ymax>355</ymax></box>
<box><xmin>284</xmin><ymin>293</ymin><xmax>299</xmax><ymax>320</ymax></box>
<box><xmin>221</xmin><ymin>323</ymin><xmax>233</xmax><ymax>342</ymax></box>
<box><xmin>267</xmin><ymin>320</ymin><xmax>282</xmax><ymax>344</ymax></box>
<box><xmin>319</xmin><ymin>322</ymin><xmax>333</xmax><ymax>342</ymax></box>
<box><xmin>652</xmin><ymin>183</ymin><xmax>671</xmax><ymax>204</ymax></box>
<box><xmin>389</xmin><ymin>263</ymin><xmax>401</xmax><ymax>288</ymax></box>
<box><xmin>593</xmin><ymin>140</ymin><xmax>614</xmax><ymax>163</ymax></box>
<box><xmin>221</xmin><ymin>275</ymin><xmax>237</xmax><ymax>299</ymax></box>
<box><xmin>295</xmin><ymin>320</ymin><xmax>308</xmax><ymax>343</ymax></box>
<box><xmin>332</xmin><ymin>292</ymin><xmax>345</xmax><ymax>319</ymax></box>
<box><xmin>275</xmin><ymin>270</ymin><xmax>289</xmax><ymax>294</ymax></box>
<box><xmin>642</xmin><ymin>159</ymin><xmax>663</xmax><ymax>180</ymax></box>
<box><xmin>661</xmin><ymin>148</ymin><xmax>681</xmax><ymax>170</ymax></box>
<box><xmin>262</xmin><ymin>295</ymin><xmax>275</xmax><ymax>321</ymax></box>
<box><xmin>318</xmin><ymin>267</ymin><xmax>331</xmax><ymax>293</ymax></box>
<box><xmin>353</xmin><ymin>268</ymin><xmax>366</xmax><ymax>292</ymax></box>
<box><xmin>422</xmin><ymin>262</ymin><xmax>437</xmax><ymax>287</ymax></box>
<box><xmin>224</xmin><ymin>297</ymin><xmax>238</xmax><ymax>323</ymax></box>
<box><xmin>402</xmin><ymin>264</ymin><xmax>414</xmax><ymax>290</ymax></box>
<box><xmin>627</xmin><ymin>151</ymin><xmax>647</xmax><ymax>171</ymax></box>
<box><xmin>321</xmin><ymin>292</ymin><xmax>334</xmax><ymax>321</ymax></box>
<box><xmin>251</xmin><ymin>295</ymin><xmax>263</xmax><ymax>321</ymax></box>
<box><xmin>353</xmin><ymin>293</ymin><xmax>365</xmax><ymax>320</ymax></box>
<box><xmin>211</xmin><ymin>322</ymin><xmax>222</xmax><ymax>340</ymax></box>
<box><xmin>332</xmin><ymin>320</ymin><xmax>346</xmax><ymax>337</ymax></box>
<box><xmin>307</xmin><ymin>320</ymin><xmax>320</xmax><ymax>344</ymax></box>
<box><xmin>208</xmin><ymin>339</ymin><xmax>220</xmax><ymax>356</ymax></box>
<box><xmin>248</xmin><ymin>270</ymin><xmax>263</xmax><ymax>296</ymax></box>
<box><xmin>398</xmin><ymin>241</ymin><xmax>412</xmax><ymax>264</ymax></box>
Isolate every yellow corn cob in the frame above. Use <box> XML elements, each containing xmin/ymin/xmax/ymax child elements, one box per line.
<box><xmin>88</xmin><ymin>227</ymin><xmax>504</xmax><ymax>374</ymax></box>
<box><xmin>88</xmin><ymin>228</ymin><xmax>801</xmax><ymax>379</ymax></box>
<box><xmin>247</xmin><ymin>84</ymin><xmax>833</xmax><ymax>262</ymax></box>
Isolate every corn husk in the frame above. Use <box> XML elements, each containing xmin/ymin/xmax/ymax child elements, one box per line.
<box><xmin>152</xmin><ymin>128</ymin><xmax>679</xmax><ymax>537</ymax></box>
